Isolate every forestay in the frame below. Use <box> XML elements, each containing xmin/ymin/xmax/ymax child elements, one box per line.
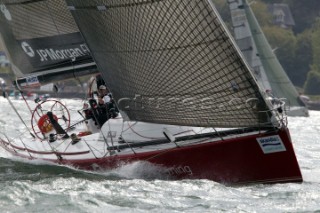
<box><xmin>0</xmin><ymin>0</ymin><xmax>98</xmax><ymax>87</ymax></box>
<box><xmin>66</xmin><ymin>0</ymin><xmax>274</xmax><ymax>128</ymax></box>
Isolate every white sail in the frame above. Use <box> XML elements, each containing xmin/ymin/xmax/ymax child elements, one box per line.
<box><xmin>228</xmin><ymin>0</ymin><xmax>308</xmax><ymax>117</ymax></box>
<box><xmin>228</xmin><ymin>0</ymin><xmax>271</xmax><ymax>91</ymax></box>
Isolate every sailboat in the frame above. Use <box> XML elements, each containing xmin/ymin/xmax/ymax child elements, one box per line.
<box><xmin>228</xmin><ymin>0</ymin><xmax>309</xmax><ymax>117</ymax></box>
<box><xmin>0</xmin><ymin>1</ymin><xmax>98</xmax><ymax>87</ymax></box>
<box><xmin>0</xmin><ymin>0</ymin><xmax>302</xmax><ymax>185</ymax></box>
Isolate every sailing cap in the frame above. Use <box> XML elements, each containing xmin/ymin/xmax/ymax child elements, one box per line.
<box><xmin>99</xmin><ymin>85</ymin><xmax>107</xmax><ymax>90</ymax></box>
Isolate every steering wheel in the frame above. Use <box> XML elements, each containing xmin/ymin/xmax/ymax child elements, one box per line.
<box><xmin>31</xmin><ymin>99</ymin><xmax>71</xmax><ymax>140</ymax></box>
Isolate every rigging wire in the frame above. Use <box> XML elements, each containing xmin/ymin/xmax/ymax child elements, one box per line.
<box><xmin>1</xmin><ymin>84</ymin><xmax>35</xmax><ymax>138</ymax></box>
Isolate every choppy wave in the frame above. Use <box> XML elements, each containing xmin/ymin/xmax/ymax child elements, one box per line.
<box><xmin>0</xmin><ymin>157</ymin><xmax>172</xmax><ymax>183</ymax></box>
<box><xmin>1</xmin><ymin>98</ymin><xmax>320</xmax><ymax>212</ymax></box>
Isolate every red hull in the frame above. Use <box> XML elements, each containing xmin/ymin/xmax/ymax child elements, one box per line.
<box><xmin>52</xmin><ymin>127</ymin><xmax>302</xmax><ymax>185</ymax></box>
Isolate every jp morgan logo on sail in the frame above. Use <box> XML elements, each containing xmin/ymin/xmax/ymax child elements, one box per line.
<box><xmin>20</xmin><ymin>41</ymin><xmax>90</xmax><ymax>62</ymax></box>
<box><xmin>21</xmin><ymin>42</ymin><xmax>35</xmax><ymax>57</ymax></box>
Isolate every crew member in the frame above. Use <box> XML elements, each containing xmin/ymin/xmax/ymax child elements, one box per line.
<box><xmin>98</xmin><ymin>85</ymin><xmax>118</xmax><ymax>118</ymax></box>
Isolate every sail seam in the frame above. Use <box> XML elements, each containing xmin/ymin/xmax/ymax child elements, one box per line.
<box><xmin>96</xmin><ymin>37</ymin><xmax>228</xmax><ymax>54</ymax></box>
<box><xmin>5</xmin><ymin>0</ymin><xmax>45</xmax><ymax>6</ymax></box>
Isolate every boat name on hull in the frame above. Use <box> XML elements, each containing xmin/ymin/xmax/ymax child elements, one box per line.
<box><xmin>167</xmin><ymin>165</ymin><xmax>193</xmax><ymax>176</ymax></box>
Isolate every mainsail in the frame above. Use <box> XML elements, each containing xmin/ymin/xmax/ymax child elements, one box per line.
<box><xmin>66</xmin><ymin>0</ymin><xmax>276</xmax><ymax>128</ymax></box>
<box><xmin>0</xmin><ymin>0</ymin><xmax>98</xmax><ymax>88</ymax></box>
<box><xmin>228</xmin><ymin>0</ymin><xmax>307</xmax><ymax>112</ymax></box>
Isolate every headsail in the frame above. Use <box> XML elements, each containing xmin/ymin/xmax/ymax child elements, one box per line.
<box><xmin>232</xmin><ymin>0</ymin><xmax>307</xmax><ymax>110</ymax></box>
<box><xmin>66</xmin><ymin>0</ymin><xmax>276</xmax><ymax>128</ymax></box>
<box><xmin>0</xmin><ymin>0</ymin><xmax>98</xmax><ymax>88</ymax></box>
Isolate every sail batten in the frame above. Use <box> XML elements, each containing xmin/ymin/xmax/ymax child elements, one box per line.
<box><xmin>65</xmin><ymin>0</ymin><xmax>274</xmax><ymax>128</ymax></box>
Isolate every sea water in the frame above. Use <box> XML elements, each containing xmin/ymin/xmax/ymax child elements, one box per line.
<box><xmin>0</xmin><ymin>97</ymin><xmax>320</xmax><ymax>213</ymax></box>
